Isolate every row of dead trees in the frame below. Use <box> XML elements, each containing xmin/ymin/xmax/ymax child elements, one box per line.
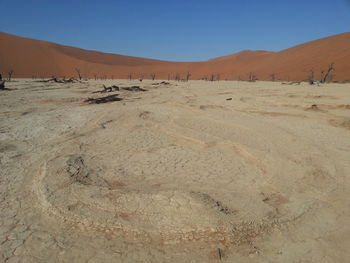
<box><xmin>3</xmin><ymin>62</ymin><xmax>337</xmax><ymax>83</ymax></box>
<box><xmin>201</xmin><ymin>74</ymin><xmax>221</xmax><ymax>81</ymax></box>
<box><xmin>127</xmin><ymin>72</ymin><xmax>192</xmax><ymax>82</ymax></box>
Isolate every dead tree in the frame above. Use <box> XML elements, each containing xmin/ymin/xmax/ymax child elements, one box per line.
<box><xmin>321</xmin><ymin>63</ymin><xmax>335</xmax><ymax>83</ymax></box>
<box><xmin>248</xmin><ymin>72</ymin><xmax>256</xmax><ymax>82</ymax></box>
<box><xmin>75</xmin><ymin>68</ymin><xmax>82</xmax><ymax>80</ymax></box>
<box><xmin>210</xmin><ymin>74</ymin><xmax>215</xmax><ymax>81</ymax></box>
<box><xmin>8</xmin><ymin>70</ymin><xmax>14</xmax><ymax>81</ymax></box>
<box><xmin>128</xmin><ymin>73</ymin><xmax>132</xmax><ymax>81</ymax></box>
<box><xmin>150</xmin><ymin>73</ymin><xmax>156</xmax><ymax>81</ymax></box>
<box><xmin>248</xmin><ymin>72</ymin><xmax>252</xmax><ymax>81</ymax></box>
<box><xmin>168</xmin><ymin>74</ymin><xmax>170</xmax><ymax>81</ymax></box>
<box><xmin>186</xmin><ymin>72</ymin><xmax>191</xmax><ymax>81</ymax></box>
<box><xmin>308</xmin><ymin>70</ymin><xmax>314</xmax><ymax>85</ymax></box>
<box><xmin>175</xmin><ymin>73</ymin><xmax>180</xmax><ymax>81</ymax></box>
<box><xmin>270</xmin><ymin>73</ymin><xmax>276</xmax><ymax>81</ymax></box>
<box><xmin>0</xmin><ymin>73</ymin><xmax>2</xmax><ymax>80</ymax></box>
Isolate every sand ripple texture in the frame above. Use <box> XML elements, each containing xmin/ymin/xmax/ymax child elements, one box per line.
<box><xmin>1</xmin><ymin>80</ymin><xmax>350</xmax><ymax>262</ymax></box>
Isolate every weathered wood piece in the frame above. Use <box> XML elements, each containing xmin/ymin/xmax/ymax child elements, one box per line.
<box><xmin>85</xmin><ymin>94</ymin><xmax>122</xmax><ymax>104</ymax></box>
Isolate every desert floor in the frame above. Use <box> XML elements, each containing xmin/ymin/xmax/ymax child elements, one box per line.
<box><xmin>1</xmin><ymin>79</ymin><xmax>349</xmax><ymax>262</ymax></box>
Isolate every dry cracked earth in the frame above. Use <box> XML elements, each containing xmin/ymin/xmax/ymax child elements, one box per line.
<box><xmin>0</xmin><ymin>79</ymin><xmax>350</xmax><ymax>262</ymax></box>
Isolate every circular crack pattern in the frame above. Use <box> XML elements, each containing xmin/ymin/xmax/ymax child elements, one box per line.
<box><xmin>29</xmin><ymin>109</ymin><xmax>339</xmax><ymax>245</ymax></box>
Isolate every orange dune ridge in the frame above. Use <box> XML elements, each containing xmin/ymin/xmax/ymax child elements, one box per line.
<box><xmin>1</xmin><ymin>31</ymin><xmax>350</xmax><ymax>81</ymax></box>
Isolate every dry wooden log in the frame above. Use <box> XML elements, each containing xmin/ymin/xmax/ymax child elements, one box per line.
<box><xmin>93</xmin><ymin>85</ymin><xmax>120</xmax><ymax>94</ymax></box>
<box><xmin>122</xmin><ymin>86</ymin><xmax>147</xmax><ymax>92</ymax></box>
<box><xmin>85</xmin><ymin>94</ymin><xmax>122</xmax><ymax>104</ymax></box>
<box><xmin>38</xmin><ymin>77</ymin><xmax>81</xmax><ymax>83</ymax></box>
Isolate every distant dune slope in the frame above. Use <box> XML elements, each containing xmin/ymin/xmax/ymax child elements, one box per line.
<box><xmin>1</xmin><ymin>31</ymin><xmax>350</xmax><ymax>81</ymax></box>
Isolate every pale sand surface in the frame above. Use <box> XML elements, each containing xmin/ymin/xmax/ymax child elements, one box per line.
<box><xmin>1</xmin><ymin>79</ymin><xmax>349</xmax><ymax>262</ymax></box>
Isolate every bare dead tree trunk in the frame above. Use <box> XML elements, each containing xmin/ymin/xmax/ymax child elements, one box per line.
<box><xmin>75</xmin><ymin>68</ymin><xmax>82</xmax><ymax>80</ymax></box>
<box><xmin>128</xmin><ymin>74</ymin><xmax>132</xmax><ymax>81</ymax></box>
<box><xmin>186</xmin><ymin>72</ymin><xmax>191</xmax><ymax>81</ymax></box>
<box><xmin>151</xmin><ymin>73</ymin><xmax>156</xmax><ymax>81</ymax></box>
<box><xmin>210</xmin><ymin>74</ymin><xmax>215</xmax><ymax>81</ymax></box>
<box><xmin>308</xmin><ymin>70</ymin><xmax>314</xmax><ymax>85</ymax></box>
<box><xmin>168</xmin><ymin>74</ymin><xmax>170</xmax><ymax>81</ymax></box>
<box><xmin>248</xmin><ymin>72</ymin><xmax>256</xmax><ymax>82</ymax></box>
<box><xmin>270</xmin><ymin>74</ymin><xmax>276</xmax><ymax>81</ymax></box>
<box><xmin>175</xmin><ymin>73</ymin><xmax>180</xmax><ymax>81</ymax></box>
<box><xmin>321</xmin><ymin>63</ymin><xmax>335</xmax><ymax>83</ymax></box>
<box><xmin>8</xmin><ymin>70</ymin><xmax>14</xmax><ymax>81</ymax></box>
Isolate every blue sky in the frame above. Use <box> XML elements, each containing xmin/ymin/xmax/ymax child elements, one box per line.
<box><xmin>1</xmin><ymin>0</ymin><xmax>349</xmax><ymax>61</ymax></box>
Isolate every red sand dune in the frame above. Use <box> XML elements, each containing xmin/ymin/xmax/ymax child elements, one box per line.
<box><xmin>1</xmin><ymin>31</ymin><xmax>350</xmax><ymax>81</ymax></box>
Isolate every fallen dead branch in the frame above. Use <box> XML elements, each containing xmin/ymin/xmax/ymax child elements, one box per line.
<box><xmin>92</xmin><ymin>85</ymin><xmax>120</xmax><ymax>93</ymax></box>
<box><xmin>281</xmin><ymin>82</ymin><xmax>301</xmax><ymax>85</ymax></box>
<box><xmin>37</xmin><ymin>77</ymin><xmax>82</xmax><ymax>84</ymax></box>
<box><xmin>122</xmin><ymin>86</ymin><xmax>147</xmax><ymax>92</ymax></box>
<box><xmin>93</xmin><ymin>85</ymin><xmax>147</xmax><ymax>93</ymax></box>
<box><xmin>152</xmin><ymin>81</ymin><xmax>170</xmax><ymax>85</ymax></box>
<box><xmin>85</xmin><ymin>94</ymin><xmax>122</xmax><ymax>104</ymax></box>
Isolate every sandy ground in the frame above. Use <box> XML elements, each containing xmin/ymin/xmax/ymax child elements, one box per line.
<box><xmin>0</xmin><ymin>79</ymin><xmax>349</xmax><ymax>262</ymax></box>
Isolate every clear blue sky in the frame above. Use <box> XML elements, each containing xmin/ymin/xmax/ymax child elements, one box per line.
<box><xmin>1</xmin><ymin>0</ymin><xmax>349</xmax><ymax>61</ymax></box>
